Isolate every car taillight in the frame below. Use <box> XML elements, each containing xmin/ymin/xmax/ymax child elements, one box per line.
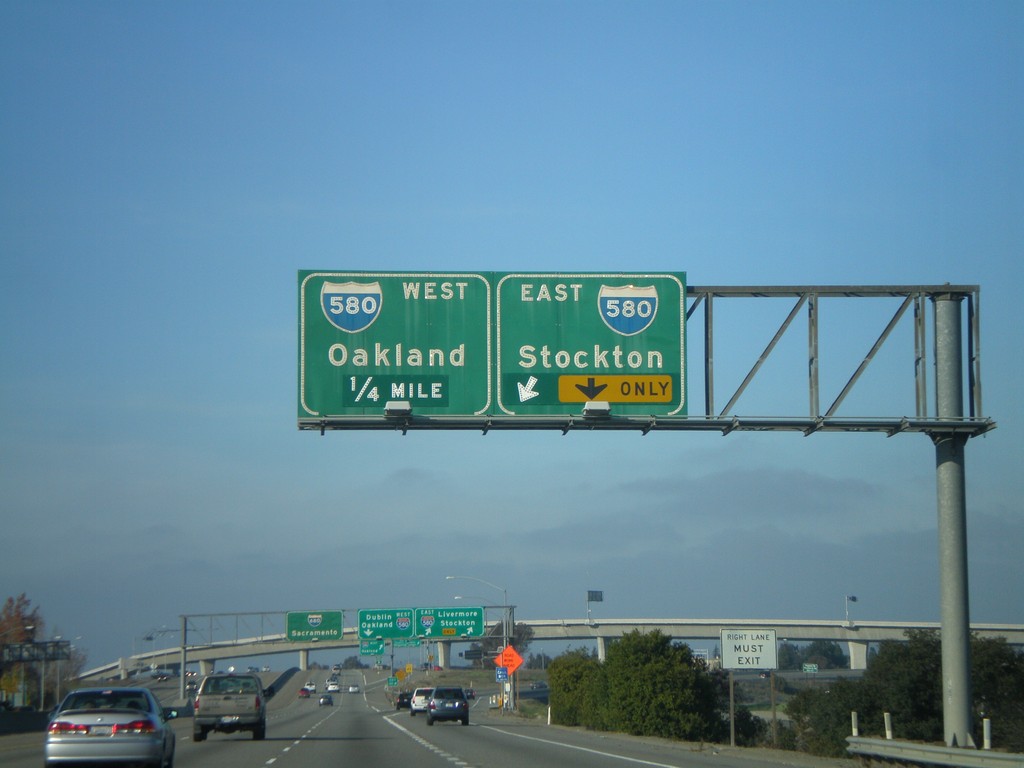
<box><xmin>254</xmin><ymin>695</ymin><xmax>261</xmax><ymax>710</ymax></box>
<box><xmin>113</xmin><ymin>719</ymin><xmax>156</xmax><ymax>734</ymax></box>
<box><xmin>193</xmin><ymin>696</ymin><xmax>200</xmax><ymax>712</ymax></box>
<box><xmin>48</xmin><ymin>721</ymin><xmax>89</xmax><ymax>734</ymax></box>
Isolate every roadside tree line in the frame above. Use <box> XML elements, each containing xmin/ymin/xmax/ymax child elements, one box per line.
<box><xmin>1</xmin><ymin>594</ymin><xmax>87</xmax><ymax>711</ymax></box>
<box><xmin>546</xmin><ymin>628</ymin><xmax>1024</xmax><ymax>758</ymax></box>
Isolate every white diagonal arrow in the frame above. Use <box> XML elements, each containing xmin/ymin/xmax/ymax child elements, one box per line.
<box><xmin>517</xmin><ymin>375</ymin><xmax>540</xmax><ymax>402</ymax></box>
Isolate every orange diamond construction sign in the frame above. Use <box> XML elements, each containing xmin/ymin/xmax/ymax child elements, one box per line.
<box><xmin>494</xmin><ymin>645</ymin><xmax>524</xmax><ymax>674</ymax></box>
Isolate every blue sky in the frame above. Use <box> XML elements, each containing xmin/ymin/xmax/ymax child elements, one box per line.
<box><xmin>1</xmin><ymin>1</ymin><xmax>1021</xmax><ymax>669</ymax></box>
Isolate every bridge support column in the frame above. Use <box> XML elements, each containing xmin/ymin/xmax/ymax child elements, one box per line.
<box><xmin>298</xmin><ymin>649</ymin><xmax>309</xmax><ymax>671</ymax></box>
<box><xmin>199</xmin><ymin>659</ymin><xmax>214</xmax><ymax>676</ymax></box>
<box><xmin>847</xmin><ymin>640</ymin><xmax>869</xmax><ymax>670</ymax></box>
<box><xmin>596</xmin><ymin>635</ymin><xmax>607</xmax><ymax>662</ymax></box>
<box><xmin>437</xmin><ymin>641</ymin><xmax>450</xmax><ymax>669</ymax></box>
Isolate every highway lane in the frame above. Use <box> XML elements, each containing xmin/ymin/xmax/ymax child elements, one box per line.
<box><xmin>3</xmin><ymin>669</ymin><xmax>857</xmax><ymax>768</ymax></box>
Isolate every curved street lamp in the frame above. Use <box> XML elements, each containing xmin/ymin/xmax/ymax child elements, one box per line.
<box><xmin>445</xmin><ymin>576</ymin><xmax>508</xmax><ymax>643</ymax></box>
<box><xmin>446</xmin><ymin>575</ymin><xmax>514</xmax><ymax>710</ymax></box>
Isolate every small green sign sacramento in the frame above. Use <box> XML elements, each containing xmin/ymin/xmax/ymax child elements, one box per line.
<box><xmin>286</xmin><ymin>611</ymin><xmax>343</xmax><ymax>641</ymax></box>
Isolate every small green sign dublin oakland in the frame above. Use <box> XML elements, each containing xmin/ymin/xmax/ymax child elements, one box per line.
<box><xmin>358</xmin><ymin>608</ymin><xmax>414</xmax><ymax>639</ymax></box>
<box><xmin>299</xmin><ymin>272</ymin><xmax>492</xmax><ymax>418</ymax></box>
<box><xmin>286</xmin><ymin>611</ymin><xmax>343</xmax><ymax>641</ymax></box>
<box><xmin>416</xmin><ymin>607</ymin><xmax>485</xmax><ymax>638</ymax></box>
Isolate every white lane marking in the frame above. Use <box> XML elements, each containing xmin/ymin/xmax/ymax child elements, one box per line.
<box><xmin>383</xmin><ymin>713</ymin><xmax>478</xmax><ymax>767</ymax></box>
<box><xmin>480</xmin><ymin>725</ymin><xmax>683</xmax><ymax>768</ymax></box>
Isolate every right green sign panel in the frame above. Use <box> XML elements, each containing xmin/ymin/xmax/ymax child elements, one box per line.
<box><xmin>495</xmin><ymin>272</ymin><xmax>686</xmax><ymax>416</ymax></box>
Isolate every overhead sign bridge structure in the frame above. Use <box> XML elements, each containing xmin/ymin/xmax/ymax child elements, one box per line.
<box><xmin>298</xmin><ymin>274</ymin><xmax>994</xmax><ymax>751</ymax></box>
<box><xmin>299</xmin><ymin>276</ymin><xmax>991</xmax><ymax>439</ymax></box>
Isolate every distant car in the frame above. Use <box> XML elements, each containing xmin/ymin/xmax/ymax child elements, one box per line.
<box><xmin>326</xmin><ymin>681</ymin><xmax>340</xmax><ymax>693</ymax></box>
<box><xmin>409</xmin><ymin>687</ymin><xmax>433</xmax><ymax>716</ymax></box>
<box><xmin>348</xmin><ymin>684</ymin><xmax>361</xmax><ymax>694</ymax></box>
<box><xmin>331</xmin><ymin>664</ymin><xmax>342</xmax><ymax>673</ymax></box>
<box><xmin>529</xmin><ymin>681</ymin><xmax>547</xmax><ymax>690</ymax></box>
<box><xmin>298</xmin><ymin>688</ymin><xmax>310</xmax><ymax>699</ymax></box>
<box><xmin>46</xmin><ymin>687</ymin><xmax>178</xmax><ymax>768</ymax></box>
<box><xmin>395</xmin><ymin>691</ymin><xmax>412</xmax><ymax>710</ymax></box>
<box><xmin>465</xmin><ymin>688</ymin><xmax>475</xmax><ymax>699</ymax></box>
<box><xmin>303</xmin><ymin>681</ymin><xmax>316</xmax><ymax>692</ymax></box>
<box><xmin>427</xmin><ymin>687</ymin><xmax>469</xmax><ymax>726</ymax></box>
<box><xmin>319</xmin><ymin>694</ymin><xmax>333</xmax><ymax>706</ymax></box>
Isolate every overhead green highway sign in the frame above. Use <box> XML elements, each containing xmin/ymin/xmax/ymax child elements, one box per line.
<box><xmin>357</xmin><ymin>608</ymin><xmax>414</xmax><ymax>639</ymax></box>
<box><xmin>415</xmin><ymin>607</ymin><xmax>485</xmax><ymax>638</ymax></box>
<box><xmin>286</xmin><ymin>611</ymin><xmax>343</xmax><ymax>641</ymax></box>
<box><xmin>299</xmin><ymin>271</ymin><xmax>686</xmax><ymax>423</ymax></box>
<box><xmin>299</xmin><ymin>272</ymin><xmax>492</xmax><ymax>418</ymax></box>
<box><xmin>495</xmin><ymin>273</ymin><xmax>686</xmax><ymax>416</ymax></box>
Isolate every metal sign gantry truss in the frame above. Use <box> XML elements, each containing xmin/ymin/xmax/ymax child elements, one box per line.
<box><xmin>300</xmin><ymin>283</ymin><xmax>991</xmax><ymax>748</ymax></box>
<box><xmin>301</xmin><ymin>284</ymin><xmax>993</xmax><ymax>438</ymax></box>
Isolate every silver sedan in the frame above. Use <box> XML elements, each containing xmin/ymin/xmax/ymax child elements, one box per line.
<box><xmin>45</xmin><ymin>686</ymin><xmax>178</xmax><ymax>768</ymax></box>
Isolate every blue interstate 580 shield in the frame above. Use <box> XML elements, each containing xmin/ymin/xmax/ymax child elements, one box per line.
<box><xmin>598</xmin><ymin>284</ymin><xmax>659</xmax><ymax>336</ymax></box>
<box><xmin>321</xmin><ymin>281</ymin><xmax>383</xmax><ymax>333</ymax></box>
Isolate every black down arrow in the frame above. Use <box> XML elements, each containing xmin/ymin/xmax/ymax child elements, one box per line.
<box><xmin>575</xmin><ymin>377</ymin><xmax>607</xmax><ymax>399</ymax></box>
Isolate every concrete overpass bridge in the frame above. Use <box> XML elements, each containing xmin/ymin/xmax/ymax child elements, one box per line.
<box><xmin>82</xmin><ymin>617</ymin><xmax>1024</xmax><ymax>684</ymax></box>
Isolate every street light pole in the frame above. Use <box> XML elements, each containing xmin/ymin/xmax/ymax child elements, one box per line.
<box><xmin>445</xmin><ymin>575</ymin><xmax>508</xmax><ymax>649</ymax></box>
<box><xmin>446</xmin><ymin>575</ymin><xmax>513</xmax><ymax>709</ymax></box>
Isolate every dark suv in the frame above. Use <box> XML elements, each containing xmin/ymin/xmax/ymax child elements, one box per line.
<box><xmin>426</xmin><ymin>687</ymin><xmax>469</xmax><ymax>726</ymax></box>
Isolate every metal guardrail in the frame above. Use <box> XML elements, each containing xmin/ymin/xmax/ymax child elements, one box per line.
<box><xmin>847</xmin><ymin>737</ymin><xmax>1024</xmax><ymax>767</ymax></box>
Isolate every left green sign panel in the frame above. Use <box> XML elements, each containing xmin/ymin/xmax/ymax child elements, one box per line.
<box><xmin>299</xmin><ymin>272</ymin><xmax>492</xmax><ymax>417</ymax></box>
<box><xmin>286</xmin><ymin>611</ymin><xmax>343</xmax><ymax>641</ymax></box>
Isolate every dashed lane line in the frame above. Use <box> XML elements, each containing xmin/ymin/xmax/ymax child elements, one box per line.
<box><xmin>383</xmin><ymin>712</ymin><xmax>477</xmax><ymax>768</ymax></box>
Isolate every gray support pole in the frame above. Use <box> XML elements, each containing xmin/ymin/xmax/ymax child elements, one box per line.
<box><xmin>932</xmin><ymin>293</ymin><xmax>974</xmax><ymax>748</ymax></box>
<box><xmin>179</xmin><ymin>615</ymin><xmax>187</xmax><ymax>701</ymax></box>
<box><xmin>437</xmin><ymin>641</ymin><xmax>449</xmax><ymax>669</ymax></box>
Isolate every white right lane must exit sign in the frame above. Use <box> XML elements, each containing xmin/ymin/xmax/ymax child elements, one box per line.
<box><xmin>720</xmin><ymin>628</ymin><xmax>778</xmax><ymax>670</ymax></box>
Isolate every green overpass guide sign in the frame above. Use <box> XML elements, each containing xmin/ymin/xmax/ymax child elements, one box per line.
<box><xmin>286</xmin><ymin>611</ymin><xmax>343</xmax><ymax>641</ymax></box>
<box><xmin>299</xmin><ymin>271</ymin><xmax>686</xmax><ymax>420</ymax></box>
<box><xmin>416</xmin><ymin>607</ymin><xmax>485</xmax><ymax>638</ymax></box>
<box><xmin>358</xmin><ymin>608</ymin><xmax>415</xmax><ymax>639</ymax></box>
<box><xmin>495</xmin><ymin>273</ymin><xmax>686</xmax><ymax>415</ymax></box>
<box><xmin>299</xmin><ymin>272</ymin><xmax>492</xmax><ymax>418</ymax></box>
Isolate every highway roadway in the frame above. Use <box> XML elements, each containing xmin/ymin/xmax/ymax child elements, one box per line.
<box><xmin>1</xmin><ymin>669</ymin><xmax>857</xmax><ymax>768</ymax></box>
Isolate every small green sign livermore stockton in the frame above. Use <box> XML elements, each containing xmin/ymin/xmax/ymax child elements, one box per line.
<box><xmin>415</xmin><ymin>607</ymin><xmax>485</xmax><ymax>638</ymax></box>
